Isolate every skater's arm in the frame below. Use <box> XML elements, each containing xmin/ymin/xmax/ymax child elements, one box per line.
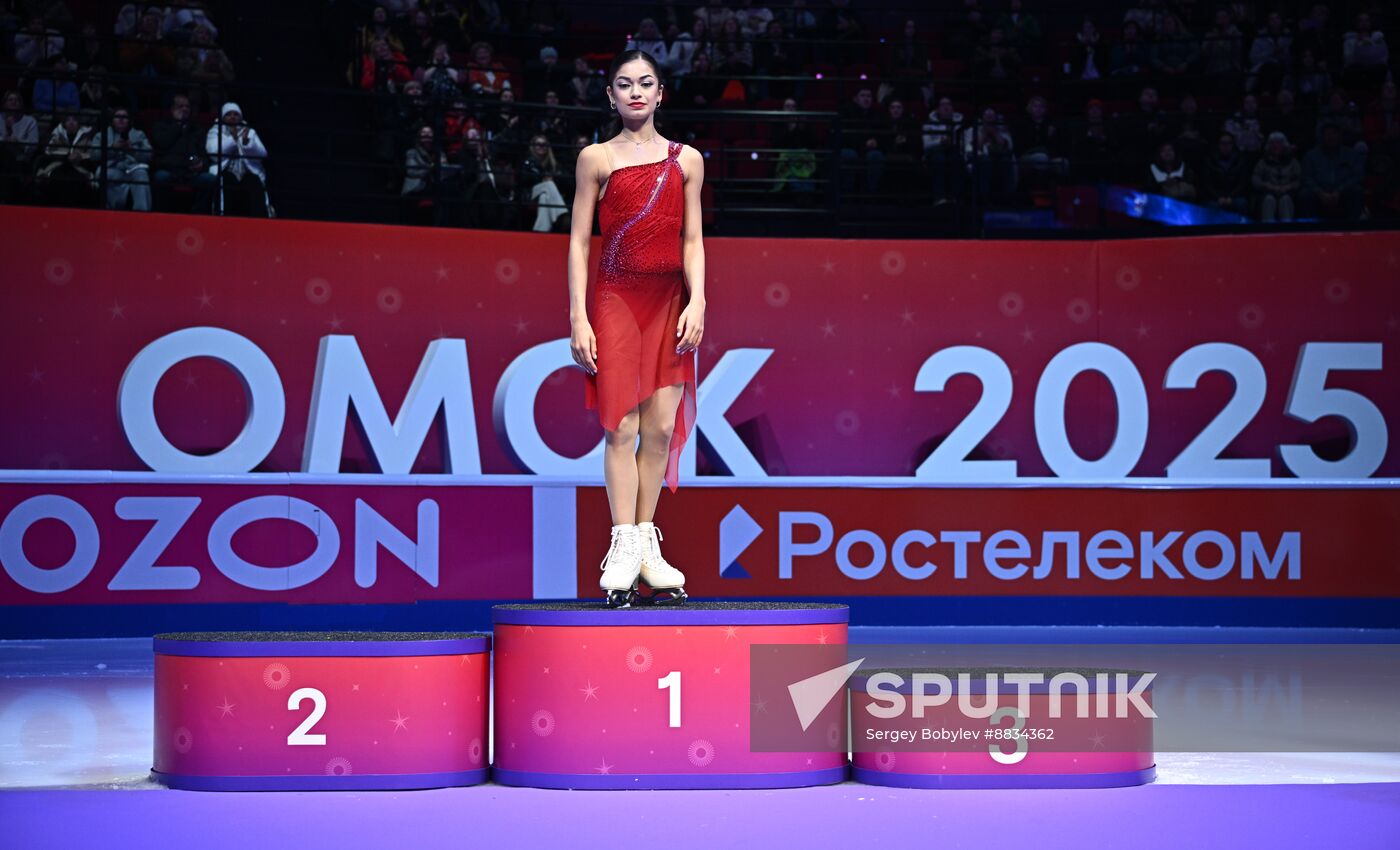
<box><xmin>567</xmin><ymin>144</ymin><xmax>603</xmax><ymax>374</ymax></box>
<box><xmin>679</xmin><ymin>145</ymin><xmax>706</xmax><ymax>305</ymax></box>
<box><xmin>676</xmin><ymin>145</ymin><xmax>705</xmax><ymax>355</ymax></box>
<box><xmin>567</xmin><ymin>144</ymin><xmax>602</xmax><ymax>322</ymax></box>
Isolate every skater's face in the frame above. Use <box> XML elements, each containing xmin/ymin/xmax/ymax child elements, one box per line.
<box><xmin>611</xmin><ymin>58</ymin><xmax>660</xmax><ymax>117</ymax></box>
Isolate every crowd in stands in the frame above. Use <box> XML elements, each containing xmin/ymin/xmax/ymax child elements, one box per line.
<box><xmin>2</xmin><ymin>2</ymin><xmax>1397</xmax><ymax>230</ymax></box>
<box><xmin>348</xmin><ymin>0</ymin><xmax>1398</xmax><ymax>230</ymax></box>
<box><xmin>0</xmin><ymin>1</ymin><xmax>270</xmax><ymax>215</ymax></box>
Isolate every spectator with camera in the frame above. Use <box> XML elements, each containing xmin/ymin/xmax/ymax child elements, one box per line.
<box><xmin>94</xmin><ymin>107</ymin><xmax>153</xmax><ymax>211</ymax></box>
<box><xmin>152</xmin><ymin>94</ymin><xmax>216</xmax><ymax>211</ymax></box>
<box><xmin>206</xmin><ymin>102</ymin><xmax>270</xmax><ymax>216</ymax></box>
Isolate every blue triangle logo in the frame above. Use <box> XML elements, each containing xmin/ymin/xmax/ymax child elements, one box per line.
<box><xmin>719</xmin><ymin>505</ymin><xmax>761</xmax><ymax>580</ymax></box>
<box><xmin>721</xmin><ymin>561</ymin><xmax>751</xmax><ymax>579</ymax></box>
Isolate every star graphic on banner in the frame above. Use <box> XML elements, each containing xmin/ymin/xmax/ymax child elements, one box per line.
<box><xmin>216</xmin><ymin>697</ymin><xmax>235</xmax><ymax>718</ymax></box>
<box><xmin>714</xmin><ymin>667</ymin><xmax>721</xmax><ymax>674</ymax></box>
<box><xmin>273</xmin><ymin>255</ymin><xmax>283</xmax><ymax>264</ymax></box>
<box><xmin>887</xmin><ymin>383</ymin><xmax>901</xmax><ymax>399</ymax></box>
<box><xmin>862</xmin><ymin>292</ymin><xmax>870</xmax><ymax>301</ymax></box>
<box><xmin>817</xmin><ymin>630</ymin><xmax>829</xmax><ymax>644</ymax></box>
<box><xmin>109</xmin><ymin>234</ymin><xmax>125</xmax><ymax>250</ymax></box>
<box><xmin>183</xmin><ymin>373</ymin><xmax>197</xmax><ymax>388</ymax></box>
<box><xmin>435</xmin><ymin>265</ymin><xmax>450</xmax><ymax>281</ymax></box>
<box><xmin>373</xmin><ymin>252</ymin><xmax>382</xmax><ymax>261</ymax></box>
<box><xmin>1135</xmin><ymin>323</ymin><xmax>1150</xmax><ymax>338</ymax></box>
<box><xmin>580</xmin><ymin>680</ymin><xmax>599</xmax><ymax>701</ymax></box>
<box><xmin>389</xmin><ymin>709</ymin><xmax>410</xmax><ymax>732</ymax></box>
<box><xmin>753</xmin><ymin>383</ymin><xmax>766</xmax><ymax>396</ymax></box>
<box><xmin>722</xmin><ymin>625</ymin><xmax>738</xmax><ymax>640</ymax></box>
<box><xmin>1263</xmin><ymin>340</ymin><xmax>1277</xmax><ymax>354</ymax></box>
<box><xmin>198</xmin><ymin>290</ymin><xmax>213</xmax><ymax>308</ymax></box>
<box><xmin>1089</xmin><ymin>730</ymin><xmax>1106</xmax><ymax>750</ymax></box>
<box><xmin>899</xmin><ymin>307</ymin><xmax>915</xmax><ymax>325</ymax></box>
<box><xmin>109</xmin><ymin>301</ymin><xmax>125</xmax><ymax>319</ymax></box>
<box><xmin>820</xmin><ymin>319</ymin><xmax>837</xmax><ymax>338</ymax></box>
<box><xmin>752</xmin><ymin>695</ymin><xmax>769</xmax><ymax>714</ymax></box>
<box><xmin>1020</xmin><ymin>327</ymin><xmax>1036</xmax><ymax>343</ymax></box>
<box><xmin>595</xmin><ymin>758</ymin><xmax>614</xmax><ymax>775</ymax></box>
<box><xmin>543</xmin><ymin>666</ymin><xmax>551</xmax><ymax>674</ymax></box>
<box><xmin>821</xmin><ymin>259</ymin><xmax>835</xmax><ymax>273</ymax></box>
<box><xmin>513</xmin><ymin>318</ymin><xmax>530</xmax><ymax>334</ymax></box>
<box><xmin>523</xmin><ymin>625</ymin><xmax>534</xmax><ymax>634</ymax></box>
<box><xmin>352</xmin><ymin>683</ymin><xmax>360</xmax><ymax>691</ymax></box>
<box><xmin>328</xmin><ymin>314</ymin><xmax>343</xmax><ymax>330</ymax></box>
<box><xmin>702</xmin><ymin>341</ymin><xmax>718</xmax><ymax>357</ymax></box>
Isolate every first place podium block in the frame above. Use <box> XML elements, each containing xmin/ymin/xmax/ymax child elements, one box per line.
<box><xmin>492</xmin><ymin>602</ymin><xmax>849</xmax><ymax>789</ymax></box>
<box><xmin>152</xmin><ymin>631</ymin><xmax>491</xmax><ymax>791</ymax></box>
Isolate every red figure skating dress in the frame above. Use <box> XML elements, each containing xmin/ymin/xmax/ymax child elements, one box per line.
<box><xmin>584</xmin><ymin>140</ymin><xmax>697</xmax><ymax>492</ymax></box>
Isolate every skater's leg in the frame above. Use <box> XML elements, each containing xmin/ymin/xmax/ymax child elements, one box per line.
<box><xmin>603</xmin><ymin>407</ymin><xmax>641</xmax><ymax>526</ymax></box>
<box><xmin>634</xmin><ymin>383</ymin><xmax>684</xmax><ymax>523</ymax></box>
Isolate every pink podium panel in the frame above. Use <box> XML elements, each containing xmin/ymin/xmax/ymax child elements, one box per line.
<box><xmin>850</xmin><ymin>668</ymin><xmax>1156</xmax><ymax>789</ymax></box>
<box><xmin>152</xmin><ymin>632</ymin><xmax>490</xmax><ymax>790</ymax></box>
<box><xmin>492</xmin><ymin>602</ymin><xmax>849</xmax><ymax>789</ymax></box>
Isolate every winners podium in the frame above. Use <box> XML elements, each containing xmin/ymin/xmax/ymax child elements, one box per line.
<box><xmin>491</xmin><ymin>602</ymin><xmax>850</xmax><ymax>789</ymax></box>
<box><xmin>148</xmin><ymin>618</ymin><xmax>1156</xmax><ymax>792</ymax></box>
<box><xmin>152</xmin><ymin>632</ymin><xmax>491</xmax><ymax>790</ymax></box>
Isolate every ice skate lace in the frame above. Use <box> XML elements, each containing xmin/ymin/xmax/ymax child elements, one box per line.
<box><xmin>600</xmin><ymin>526</ymin><xmax>641</xmax><ymax>571</ymax></box>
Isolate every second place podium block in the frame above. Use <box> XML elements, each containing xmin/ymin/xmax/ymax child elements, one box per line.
<box><xmin>152</xmin><ymin>631</ymin><xmax>491</xmax><ymax>790</ymax></box>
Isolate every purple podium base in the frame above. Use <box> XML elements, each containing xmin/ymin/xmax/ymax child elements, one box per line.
<box><xmin>853</xmin><ymin>765</ymin><xmax>1158</xmax><ymax>789</ymax></box>
<box><xmin>493</xmin><ymin>765</ymin><xmax>848</xmax><ymax>791</ymax></box>
<box><xmin>150</xmin><ymin>768</ymin><xmax>491</xmax><ymax>792</ymax></box>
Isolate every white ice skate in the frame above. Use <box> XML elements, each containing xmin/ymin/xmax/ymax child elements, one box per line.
<box><xmin>599</xmin><ymin>524</ymin><xmax>644</xmax><ymax>608</ymax></box>
<box><xmin>637</xmin><ymin>522</ymin><xmax>688</xmax><ymax>604</ymax></box>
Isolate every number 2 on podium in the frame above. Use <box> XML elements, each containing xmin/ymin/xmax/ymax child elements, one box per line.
<box><xmin>288</xmin><ymin>687</ymin><xmax>328</xmax><ymax>746</ymax></box>
<box><xmin>657</xmin><ymin>671</ymin><xmax>681</xmax><ymax>728</ymax></box>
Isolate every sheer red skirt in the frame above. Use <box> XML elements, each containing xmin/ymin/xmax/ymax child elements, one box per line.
<box><xmin>584</xmin><ymin>141</ymin><xmax>697</xmax><ymax>492</ymax></box>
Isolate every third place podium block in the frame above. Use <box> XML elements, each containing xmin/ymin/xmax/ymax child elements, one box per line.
<box><xmin>849</xmin><ymin>666</ymin><xmax>1157</xmax><ymax>789</ymax></box>
<box><xmin>492</xmin><ymin>602</ymin><xmax>850</xmax><ymax>789</ymax></box>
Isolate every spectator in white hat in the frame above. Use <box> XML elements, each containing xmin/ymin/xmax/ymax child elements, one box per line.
<box><xmin>206</xmin><ymin>101</ymin><xmax>269</xmax><ymax>216</ymax></box>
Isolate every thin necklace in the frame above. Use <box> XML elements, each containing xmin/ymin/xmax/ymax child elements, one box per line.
<box><xmin>618</xmin><ymin>129</ymin><xmax>656</xmax><ymax>151</ymax></box>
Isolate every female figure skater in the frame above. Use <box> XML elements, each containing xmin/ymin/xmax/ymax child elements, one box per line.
<box><xmin>566</xmin><ymin>49</ymin><xmax>705</xmax><ymax>607</ymax></box>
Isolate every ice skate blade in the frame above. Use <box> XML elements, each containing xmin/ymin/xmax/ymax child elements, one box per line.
<box><xmin>605</xmin><ymin>589</ymin><xmax>638</xmax><ymax>609</ymax></box>
<box><xmin>637</xmin><ymin>586</ymin><xmax>688</xmax><ymax>606</ymax></box>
